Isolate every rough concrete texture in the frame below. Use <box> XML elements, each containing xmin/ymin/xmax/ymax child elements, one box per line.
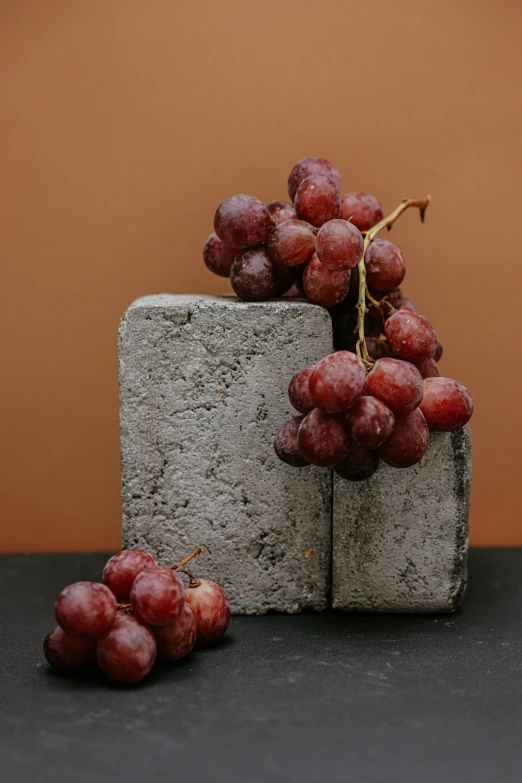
<box><xmin>119</xmin><ymin>295</ymin><xmax>333</xmax><ymax>614</ymax></box>
<box><xmin>332</xmin><ymin>425</ymin><xmax>472</xmax><ymax>612</ymax></box>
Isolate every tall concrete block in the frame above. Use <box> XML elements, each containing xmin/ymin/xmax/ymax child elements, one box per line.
<box><xmin>332</xmin><ymin>426</ymin><xmax>472</xmax><ymax>612</ymax></box>
<box><xmin>119</xmin><ymin>295</ymin><xmax>333</xmax><ymax>614</ymax></box>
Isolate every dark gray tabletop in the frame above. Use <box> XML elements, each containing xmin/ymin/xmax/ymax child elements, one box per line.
<box><xmin>1</xmin><ymin>549</ymin><xmax>521</xmax><ymax>782</ymax></box>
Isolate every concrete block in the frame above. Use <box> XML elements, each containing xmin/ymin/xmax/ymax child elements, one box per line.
<box><xmin>119</xmin><ymin>295</ymin><xmax>333</xmax><ymax>614</ymax></box>
<box><xmin>332</xmin><ymin>425</ymin><xmax>471</xmax><ymax>612</ymax></box>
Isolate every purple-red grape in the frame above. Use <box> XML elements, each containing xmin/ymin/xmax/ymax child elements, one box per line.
<box><xmin>415</xmin><ymin>357</ymin><xmax>440</xmax><ymax>379</ymax></box>
<box><xmin>378</xmin><ymin>408</ymin><xmax>429</xmax><ymax>468</ymax></box>
<box><xmin>347</xmin><ymin>396</ymin><xmax>395</xmax><ymax>450</ymax></box>
<box><xmin>185</xmin><ymin>579</ymin><xmax>231</xmax><ymax>644</ymax></box>
<box><xmin>266</xmin><ymin>200</ymin><xmax>296</xmax><ymax>225</ymax></box>
<box><xmin>44</xmin><ymin>626</ymin><xmax>97</xmax><ymax>672</ymax></box>
<box><xmin>274</xmin><ymin>416</ymin><xmax>309</xmax><ymax>467</ymax></box>
<box><xmin>266</xmin><ymin>220</ymin><xmax>316</xmax><ymax>267</ymax></box>
<box><xmin>434</xmin><ymin>340</ymin><xmax>443</xmax><ymax>362</ymax></box>
<box><xmin>334</xmin><ymin>436</ymin><xmax>380</xmax><ymax>481</ymax></box>
<box><xmin>365</xmin><ymin>239</ymin><xmax>406</xmax><ymax>291</ymax></box>
<box><xmin>419</xmin><ymin>377</ymin><xmax>473</xmax><ymax>431</ymax></box>
<box><xmin>55</xmin><ymin>582</ymin><xmax>117</xmax><ymax>638</ymax></box>
<box><xmin>97</xmin><ymin>613</ymin><xmax>156</xmax><ymax>684</ymax></box>
<box><xmin>130</xmin><ymin>566</ymin><xmax>185</xmax><ymax>626</ymax></box>
<box><xmin>103</xmin><ymin>549</ymin><xmax>157</xmax><ymax>602</ymax></box>
<box><xmin>365</xmin><ymin>337</ymin><xmax>391</xmax><ymax>360</ymax></box>
<box><xmin>203</xmin><ymin>233</ymin><xmax>236</xmax><ymax>278</ymax></box>
<box><xmin>297</xmin><ymin>408</ymin><xmax>349</xmax><ymax>466</ymax></box>
<box><xmin>214</xmin><ymin>194</ymin><xmax>272</xmax><ymax>249</ymax></box>
<box><xmin>340</xmin><ymin>192</ymin><xmax>383</xmax><ymax>232</ymax></box>
<box><xmin>385</xmin><ymin>311</ymin><xmax>437</xmax><ymax>362</ymax></box>
<box><xmin>294</xmin><ymin>175</ymin><xmax>341</xmax><ymax>228</ymax></box>
<box><xmin>288</xmin><ymin>157</ymin><xmax>341</xmax><ymax>202</ymax></box>
<box><xmin>366</xmin><ymin>357</ymin><xmax>423</xmax><ymax>415</ymax></box>
<box><xmin>309</xmin><ymin>351</ymin><xmax>366</xmax><ymax>414</ymax></box>
<box><xmin>154</xmin><ymin>602</ymin><xmax>197</xmax><ymax>663</ymax></box>
<box><xmin>288</xmin><ymin>366</ymin><xmax>315</xmax><ymax>415</ymax></box>
<box><xmin>316</xmin><ymin>219</ymin><xmax>364</xmax><ymax>271</ymax></box>
<box><xmin>230</xmin><ymin>246</ymin><xmax>279</xmax><ymax>301</ymax></box>
<box><xmin>401</xmin><ymin>296</ymin><xmax>418</xmax><ymax>313</ymax></box>
<box><xmin>302</xmin><ymin>252</ymin><xmax>351</xmax><ymax>307</ymax></box>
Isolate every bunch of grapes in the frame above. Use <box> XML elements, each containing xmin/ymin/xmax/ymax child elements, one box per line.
<box><xmin>43</xmin><ymin>547</ymin><xmax>230</xmax><ymax>684</ymax></box>
<box><xmin>204</xmin><ymin>156</ymin><xmax>474</xmax><ymax>480</ymax></box>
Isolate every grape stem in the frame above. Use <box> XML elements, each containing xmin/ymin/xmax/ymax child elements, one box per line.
<box><xmin>174</xmin><ymin>546</ymin><xmax>201</xmax><ymax>572</ymax></box>
<box><xmin>180</xmin><ymin>568</ymin><xmax>201</xmax><ymax>589</ymax></box>
<box><xmin>356</xmin><ymin>195</ymin><xmax>431</xmax><ymax>365</ymax></box>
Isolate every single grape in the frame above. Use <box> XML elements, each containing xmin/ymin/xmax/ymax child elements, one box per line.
<box><xmin>365</xmin><ymin>239</ymin><xmax>406</xmax><ymax>291</ymax></box>
<box><xmin>297</xmin><ymin>408</ymin><xmax>349</xmax><ymax>466</ymax></box>
<box><xmin>340</xmin><ymin>192</ymin><xmax>383</xmax><ymax>232</ymax></box>
<box><xmin>309</xmin><ymin>351</ymin><xmax>366</xmax><ymax>414</ymax></box>
<box><xmin>97</xmin><ymin>613</ymin><xmax>156</xmax><ymax>684</ymax></box>
<box><xmin>274</xmin><ymin>416</ymin><xmax>309</xmax><ymax>467</ymax></box>
<box><xmin>103</xmin><ymin>549</ymin><xmax>157</xmax><ymax>602</ymax></box>
<box><xmin>44</xmin><ymin>626</ymin><xmax>97</xmax><ymax>672</ymax></box>
<box><xmin>367</xmin><ymin>286</ymin><xmax>403</xmax><ymax>319</ymax></box>
<box><xmin>214</xmin><ymin>194</ymin><xmax>272</xmax><ymax>249</ymax></box>
<box><xmin>154</xmin><ymin>602</ymin><xmax>197</xmax><ymax>663</ymax></box>
<box><xmin>130</xmin><ymin>566</ymin><xmax>185</xmax><ymax>626</ymax></box>
<box><xmin>230</xmin><ymin>246</ymin><xmax>279</xmax><ymax>301</ymax></box>
<box><xmin>419</xmin><ymin>377</ymin><xmax>473</xmax><ymax>431</ymax></box>
<box><xmin>302</xmin><ymin>253</ymin><xmax>351</xmax><ymax>307</ymax></box>
<box><xmin>185</xmin><ymin>578</ymin><xmax>231</xmax><ymax>644</ymax></box>
<box><xmin>55</xmin><ymin>582</ymin><xmax>117</xmax><ymax>638</ymax></box>
<box><xmin>266</xmin><ymin>220</ymin><xmax>316</xmax><ymax>267</ymax></box>
<box><xmin>334</xmin><ymin>436</ymin><xmax>380</xmax><ymax>481</ymax></box>
<box><xmin>288</xmin><ymin>366</ymin><xmax>315</xmax><ymax>414</ymax></box>
<box><xmin>401</xmin><ymin>296</ymin><xmax>418</xmax><ymax>313</ymax></box>
<box><xmin>378</xmin><ymin>408</ymin><xmax>429</xmax><ymax>468</ymax></box>
<box><xmin>415</xmin><ymin>357</ymin><xmax>440</xmax><ymax>379</ymax></box>
<box><xmin>365</xmin><ymin>337</ymin><xmax>391</xmax><ymax>360</ymax></box>
<box><xmin>287</xmin><ymin>157</ymin><xmax>341</xmax><ymax>202</ymax></box>
<box><xmin>266</xmin><ymin>200</ymin><xmax>296</xmax><ymax>225</ymax></box>
<box><xmin>316</xmin><ymin>219</ymin><xmax>363</xmax><ymax>271</ymax></box>
<box><xmin>434</xmin><ymin>340</ymin><xmax>443</xmax><ymax>362</ymax></box>
<box><xmin>203</xmin><ymin>233</ymin><xmax>236</xmax><ymax>278</ymax></box>
<box><xmin>384</xmin><ymin>311</ymin><xmax>437</xmax><ymax>362</ymax></box>
<box><xmin>294</xmin><ymin>175</ymin><xmax>341</xmax><ymax>228</ymax></box>
<box><xmin>366</xmin><ymin>357</ymin><xmax>423</xmax><ymax>415</ymax></box>
<box><xmin>347</xmin><ymin>396</ymin><xmax>395</xmax><ymax>450</ymax></box>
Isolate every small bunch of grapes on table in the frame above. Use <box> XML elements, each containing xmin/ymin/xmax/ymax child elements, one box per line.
<box><xmin>204</xmin><ymin>156</ymin><xmax>473</xmax><ymax>479</ymax></box>
<box><xmin>44</xmin><ymin>547</ymin><xmax>230</xmax><ymax>685</ymax></box>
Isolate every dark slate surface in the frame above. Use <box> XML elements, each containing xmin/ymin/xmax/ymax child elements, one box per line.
<box><xmin>1</xmin><ymin>549</ymin><xmax>521</xmax><ymax>783</ymax></box>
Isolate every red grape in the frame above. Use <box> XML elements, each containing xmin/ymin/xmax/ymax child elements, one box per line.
<box><xmin>288</xmin><ymin>366</ymin><xmax>315</xmax><ymax>414</ymax></box>
<box><xmin>103</xmin><ymin>549</ymin><xmax>157</xmax><ymax>602</ymax></box>
<box><xmin>297</xmin><ymin>408</ymin><xmax>349</xmax><ymax>466</ymax></box>
<box><xmin>302</xmin><ymin>252</ymin><xmax>351</xmax><ymax>307</ymax></box>
<box><xmin>185</xmin><ymin>578</ymin><xmax>230</xmax><ymax>644</ymax></box>
<box><xmin>415</xmin><ymin>357</ymin><xmax>440</xmax><ymax>379</ymax></box>
<box><xmin>419</xmin><ymin>377</ymin><xmax>473</xmax><ymax>431</ymax></box>
<box><xmin>55</xmin><ymin>582</ymin><xmax>117</xmax><ymax>638</ymax></box>
<box><xmin>378</xmin><ymin>408</ymin><xmax>429</xmax><ymax>468</ymax></box>
<box><xmin>214</xmin><ymin>194</ymin><xmax>272</xmax><ymax>249</ymax></box>
<box><xmin>401</xmin><ymin>296</ymin><xmax>418</xmax><ymax>313</ymax></box>
<box><xmin>340</xmin><ymin>192</ymin><xmax>383</xmax><ymax>232</ymax></box>
<box><xmin>203</xmin><ymin>233</ymin><xmax>236</xmax><ymax>278</ymax></box>
<box><xmin>44</xmin><ymin>626</ymin><xmax>97</xmax><ymax>672</ymax></box>
<box><xmin>230</xmin><ymin>246</ymin><xmax>279</xmax><ymax>301</ymax></box>
<box><xmin>130</xmin><ymin>566</ymin><xmax>185</xmax><ymax>626</ymax></box>
<box><xmin>366</xmin><ymin>357</ymin><xmax>423</xmax><ymax>415</ymax></box>
<box><xmin>97</xmin><ymin>613</ymin><xmax>156</xmax><ymax>684</ymax></box>
<box><xmin>266</xmin><ymin>200</ymin><xmax>296</xmax><ymax>225</ymax></box>
<box><xmin>266</xmin><ymin>220</ymin><xmax>316</xmax><ymax>267</ymax></box>
<box><xmin>334</xmin><ymin>436</ymin><xmax>380</xmax><ymax>481</ymax></box>
<box><xmin>309</xmin><ymin>351</ymin><xmax>366</xmax><ymax>414</ymax></box>
<box><xmin>385</xmin><ymin>311</ymin><xmax>437</xmax><ymax>362</ymax></box>
<box><xmin>316</xmin><ymin>219</ymin><xmax>363</xmax><ymax>271</ymax></box>
<box><xmin>365</xmin><ymin>239</ymin><xmax>406</xmax><ymax>291</ymax></box>
<box><xmin>434</xmin><ymin>340</ymin><xmax>443</xmax><ymax>362</ymax></box>
<box><xmin>365</xmin><ymin>337</ymin><xmax>391</xmax><ymax>360</ymax></box>
<box><xmin>287</xmin><ymin>157</ymin><xmax>341</xmax><ymax>202</ymax></box>
<box><xmin>347</xmin><ymin>396</ymin><xmax>395</xmax><ymax>450</ymax></box>
<box><xmin>274</xmin><ymin>416</ymin><xmax>309</xmax><ymax>467</ymax></box>
<box><xmin>154</xmin><ymin>602</ymin><xmax>197</xmax><ymax>663</ymax></box>
<box><xmin>294</xmin><ymin>175</ymin><xmax>341</xmax><ymax>228</ymax></box>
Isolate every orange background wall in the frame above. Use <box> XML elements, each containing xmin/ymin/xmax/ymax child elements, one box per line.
<box><xmin>1</xmin><ymin>0</ymin><xmax>521</xmax><ymax>551</ymax></box>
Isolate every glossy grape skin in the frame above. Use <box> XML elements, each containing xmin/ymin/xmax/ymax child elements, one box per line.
<box><xmin>230</xmin><ymin>246</ymin><xmax>279</xmax><ymax>301</ymax></box>
<box><xmin>378</xmin><ymin>408</ymin><xmax>429</xmax><ymax>468</ymax></box>
<box><xmin>288</xmin><ymin>366</ymin><xmax>315</xmax><ymax>414</ymax></box>
<box><xmin>365</xmin><ymin>337</ymin><xmax>391</xmax><ymax>360</ymax></box>
<box><xmin>203</xmin><ymin>233</ymin><xmax>237</xmax><ymax>278</ymax></box>
<box><xmin>274</xmin><ymin>416</ymin><xmax>309</xmax><ymax>467</ymax></box>
<box><xmin>415</xmin><ymin>357</ymin><xmax>440</xmax><ymax>379</ymax></box>
<box><xmin>297</xmin><ymin>408</ymin><xmax>349</xmax><ymax>467</ymax></box>
<box><xmin>316</xmin><ymin>219</ymin><xmax>364</xmax><ymax>271</ymax></box>
<box><xmin>347</xmin><ymin>396</ymin><xmax>395</xmax><ymax>450</ymax></box>
<box><xmin>154</xmin><ymin>602</ymin><xmax>197</xmax><ymax>663</ymax></box>
<box><xmin>334</xmin><ymin>437</ymin><xmax>380</xmax><ymax>481</ymax></box>
<box><xmin>385</xmin><ymin>311</ymin><xmax>437</xmax><ymax>362</ymax></box>
<box><xmin>434</xmin><ymin>340</ymin><xmax>443</xmax><ymax>362</ymax></box>
<box><xmin>366</xmin><ymin>358</ymin><xmax>424</xmax><ymax>416</ymax></box>
<box><xmin>340</xmin><ymin>192</ymin><xmax>383</xmax><ymax>232</ymax></box>
<box><xmin>302</xmin><ymin>253</ymin><xmax>351</xmax><ymax>307</ymax></box>
<box><xmin>294</xmin><ymin>175</ymin><xmax>341</xmax><ymax>228</ymax></box>
<box><xmin>103</xmin><ymin>549</ymin><xmax>157</xmax><ymax>602</ymax></box>
<box><xmin>55</xmin><ymin>582</ymin><xmax>117</xmax><ymax>638</ymax></box>
<box><xmin>44</xmin><ymin>626</ymin><xmax>97</xmax><ymax>672</ymax></box>
<box><xmin>97</xmin><ymin>613</ymin><xmax>156</xmax><ymax>684</ymax></box>
<box><xmin>309</xmin><ymin>351</ymin><xmax>366</xmax><ymax>414</ymax></box>
<box><xmin>266</xmin><ymin>220</ymin><xmax>316</xmax><ymax>267</ymax></box>
<box><xmin>130</xmin><ymin>566</ymin><xmax>185</xmax><ymax>626</ymax></box>
<box><xmin>365</xmin><ymin>239</ymin><xmax>406</xmax><ymax>291</ymax></box>
<box><xmin>287</xmin><ymin>157</ymin><xmax>341</xmax><ymax>202</ymax></box>
<box><xmin>266</xmin><ymin>200</ymin><xmax>296</xmax><ymax>225</ymax></box>
<box><xmin>185</xmin><ymin>579</ymin><xmax>230</xmax><ymax>645</ymax></box>
<box><xmin>420</xmin><ymin>377</ymin><xmax>473</xmax><ymax>431</ymax></box>
<box><xmin>214</xmin><ymin>194</ymin><xmax>272</xmax><ymax>249</ymax></box>
<box><xmin>401</xmin><ymin>296</ymin><xmax>418</xmax><ymax>313</ymax></box>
